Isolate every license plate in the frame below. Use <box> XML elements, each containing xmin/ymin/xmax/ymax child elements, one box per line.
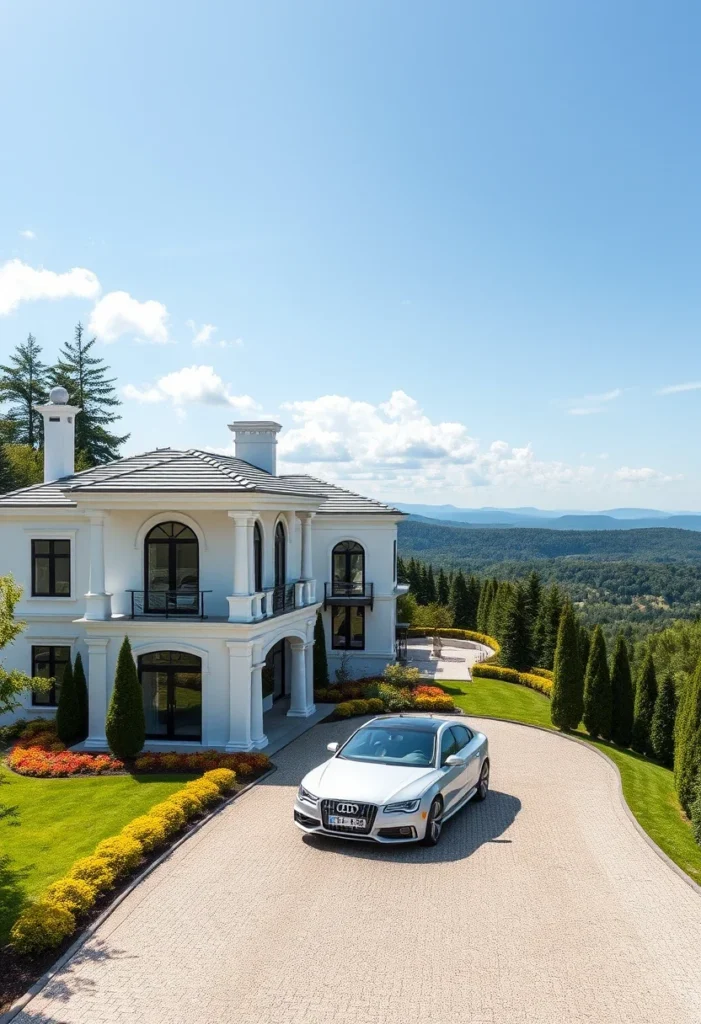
<box><xmin>329</xmin><ymin>814</ymin><xmax>366</xmax><ymax>828</ymax></box>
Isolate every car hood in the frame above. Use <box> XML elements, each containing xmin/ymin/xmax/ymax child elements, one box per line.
<box><xmin>302</xmin><ymin>757</ymin><xmax>438</xmax><ymax>805</ymax></box>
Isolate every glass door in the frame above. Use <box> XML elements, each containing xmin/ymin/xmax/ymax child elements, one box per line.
<box><xmin>144</xmin><ymin>522</ymin><xmax>199</xmax><ymax>614</ymax></box>
<box><xmin>139</xmin><ymin>652</ymin><xmax>202</xmax><ymax>740</ymax></box>
<box><xmin>141</xmin><ymin>669</ymin><xmax>169</xmax><ymax>737</ymax></box>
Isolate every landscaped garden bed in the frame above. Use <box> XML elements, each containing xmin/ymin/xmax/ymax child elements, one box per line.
<box><xmin>315</xmin><ymin>664</ymin><xmax>457</xmax><ymax>719</ymax></box>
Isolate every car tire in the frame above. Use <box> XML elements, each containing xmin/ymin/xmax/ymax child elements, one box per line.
<box><xmin>474</xmin><ymin>760</ymin><xmax>490</xmax><ymax>802</ymax></box>
<box><xmin>420</xmin><ymin>797</ymin><xmax>443</xmax><ymax>847</ymax></box>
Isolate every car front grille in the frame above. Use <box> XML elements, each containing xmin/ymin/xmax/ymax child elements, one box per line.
<box><xmin>321</xmin><ymin>799</ymin><xmax>377</xmax><ymax>834</ymax></box>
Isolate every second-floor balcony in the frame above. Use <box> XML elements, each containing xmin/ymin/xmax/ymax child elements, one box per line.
<box><xmin>125</xmin><ymin>581</ymin><xmax>311</xmax><ymax>622</ymax></box>
<box><xmin>324</xmin><ymin>580</ymin><xmax>374</xmax><ymax>610</ymax></box>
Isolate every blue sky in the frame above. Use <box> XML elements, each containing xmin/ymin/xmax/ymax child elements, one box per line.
<box><xmin>1</xmin><ymin>0</ymin><xmax>700</xmax><ymax>509</ymax></box>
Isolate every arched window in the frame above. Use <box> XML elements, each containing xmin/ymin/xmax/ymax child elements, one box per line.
<box><xmin>253</xmin><ymin>521</ymin><xmax>263</xmax><ymax>592</ymax></box>
<box><xmin>274</xmin><ymin>521</ymin><xmax>286</xmax><ymax>587</ymax></box>
<box><xmin>332</xmin><ymin>540</ymin><xmax>365</xmax><ymax>596</ymax></box>
<box><xmin>145</xmin><ymin>521</ymin><xmax>199</xmax><ymax>614</ymax></box>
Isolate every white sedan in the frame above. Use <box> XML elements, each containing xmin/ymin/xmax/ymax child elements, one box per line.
<box><xmin>294</xmin><ymin>714</ymin><xmax>490</xmax><ymax>846</ymax></box>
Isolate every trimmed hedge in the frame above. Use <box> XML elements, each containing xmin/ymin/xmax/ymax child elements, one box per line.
<box><xmin>472</xmin><ymin>663</ymin><xmax>552</xmax><ymax>697</ymax></box>
<box><xmin>407</xmin><ymin>627</ymin><xmax>500</xmax><ymax>659</ymax></box>
<box><xmin>529</xmin><ymin>667</ymin><xmax>554</xmax><ymax>680</ymax></box>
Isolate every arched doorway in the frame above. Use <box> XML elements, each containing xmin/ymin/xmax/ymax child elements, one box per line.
<box><xmin>261</xmin><ymin>638</ymin><xmax>287</xmax><ymax>709</ymax></box>
<box><xmin>139</xmin><ymin>650</ymin><xmax>202</xmax><ymax>741</ymax></box>
<box><xmin>144</xmin><ymin>521</ymin><xmax>199</xmax><ymax>614</ymax></box>
<box><xmin>253</xmin><ymin>521</ymin><xmax>263</xmax><ymax>592</ymax></box>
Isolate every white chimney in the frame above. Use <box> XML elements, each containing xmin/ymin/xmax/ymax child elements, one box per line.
<box><xmin>34</xmin><ymin>386</ymin><xmax>81</xmax><ymax>482</ymax></box>
<box><xmin>228</xmin><ymin>420</ymin><xmax>282</xmax><ymax>475</ymax></box>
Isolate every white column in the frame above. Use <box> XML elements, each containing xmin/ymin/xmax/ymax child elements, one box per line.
<box><xmin>227</xmin><ymin>511</ymin><xmax>254</xmax><ymax>622</ymax></box>
<box><xmin>287</xmin><ymin>639</ymin><xmax>315</xmax><ymax>718</ymax></box>
<box><xmin>226</xmin><ymin>642</ymin><xmax>254</xmax><ymax>751</ymax></box>
<box><xmin>84</xmin><ymin>511</ymin><xmax>112</xmax><ymax>620</ymax></box>
<box><xmin>84</xmin><ymin>637</ymin><xmax>109</xmax><ymax>749</ymax></box>
<box><xmin>304</xmin><ymin>640</ymin><xmax>315</xmax><ymax>713</ymax></box>
<box><xmin>298</xmin><ymin>511</ymin><xmax>315</xmax><ymax>606</ymax></box>
<box><xmin>250</xmin><ymin>644</ymin><xmax>268</xmax><ymax>749</ymax></box>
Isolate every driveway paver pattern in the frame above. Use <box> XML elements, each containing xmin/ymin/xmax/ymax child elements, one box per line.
<box><xmin>12</xmin><ymin>717</ymin><xmax>701</xmax><ymax>1024</ymax></box>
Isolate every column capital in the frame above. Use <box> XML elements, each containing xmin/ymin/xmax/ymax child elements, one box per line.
<box><xmin>296</xmin><ymin>510</ymin><xmax>316</xmax><ymax>521</ymax></box>
<box><xmin>84</xmin><ymin>508</ymin><xmax>109</xmax><ymax>522</ymax></box>
<box><xmin>85</xmin><ymin>636</ymin><xmax>109</xmax><ymax>650</ymax></box>
<box><xmin>228</xmin><ymin>510</ymin><xmax>255</xmax><ymax>524</ymax></box>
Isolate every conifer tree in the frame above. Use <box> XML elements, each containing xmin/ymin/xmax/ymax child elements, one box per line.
<box><xmin>674</xmin><ymin>657</ymin><xmax>701</xmax><ymax>813</ymax></box>
<box><xmin>610</xmin><ymin>633</ymin><xmax>634</xmax><ymax>748</ymax></box>
<box><xmin>56</xmin><ymin>657</ymin><xmax>82</xmax><ymax>746</ymax></box>
<box><xmin>501</xmin><ymin>585</ymin><xmax>534</xmax><ymax>672</ymax></box>
<box><xmin>467</xmin><ymin>576</ymin><xmax>481</xmax><ymax>630</ymax></box>
<box><xmin>524</xmin><ymin>570</ymin><xmax>542</xmax><ymax>631</ymax></box>
<box><xmin>313</xmin><ymin>612</ymin><xmax>330</xmax><ymax>688</ymax></box>
<box><xmin>551</xmin><ymin>602</ymin><xmax>583</xmax><ymax>731</ymax></box>
<box><xmin>583</xmin><ymin>625</ymin><xmax>612</xmax><ymax>740</ymax></box>
<box><xmin>425</xmin><ymin>564</ymin><xmax>437</xmax><ymax>604</ymax></box>
<box><xmin>632</xmin><ymin>649</ymin><xmax>658</xmax><ymax>755</ymax></box>
<box><xmin>537</xmin><ymin>585</ymin><xmax>564</xmax><ymax>670</ymax></box>
<box><xmin>0</xmin><ymin>443</ymin><xmax>16</xmax><ymax>495</ymax></box>
<box><xmin>476</xmin><ymin>578</ymin><xmax>492</xmax><ymax>633</ymax></box>
<box><xmin>436</xmin><ymin>567</ymin><xmax>450</xmax><ymax>606</ymax></box>
<box><xmin>73</xmin><ymin>651</ymin><xmax>89</xmax><ymax>741</ymax></box>
<box><xmin>105</xmin><ymin>636</ymin><xmax>145</xmax><ymax>759</ymax></box>
<box><xmin>450</xmin><ymin>571</ymin><xmax>471</xmax><ymax>628</ymax></box>
<box><xmin>53</xmin><ymin>323</ymin><xmax>129</xmax><ymax>466</ymax></box>
<box><xmin>0</xmin><ymin>334</ymin><xmax>48</xmax><ymax>448</ymax></box>
<box><xmin>650</xmin><ymin>672</ymin><xmax>676</xmax><ymax>767</ymax></box>
<box><xmin>577</xmin><ymin>624</ymin><xmax>591</xmax><ymax>679</ymax></box>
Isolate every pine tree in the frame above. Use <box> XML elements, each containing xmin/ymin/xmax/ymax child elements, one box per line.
<box><xmin>610</xmin><ymin>634</ymin><xmax>634</xmax><ymax>748</ymax></box>
<box><xmin>436</xmin><ymin>567</ymin><xmax>450</xmax><ymax>606</ymax></box>
<box><xmin>537</xmin><ymin>585</ymin><xmax>564</xmax><ymax>670</ymax></box>
<box><xmin>105</xmin><ymin>636</ymin><xmax>145</xmax><ymax>759</ymax></box>
<box><xmin>632</xmin><ymin>649</ymin><xmax>658</xmax><ymax>756</ymax></box>
<box><xmin>450</xmin><ymin>571</ymin><xmax>471</xmax><ymax>629</ymax></box>
<box><xmin>53</xmin><ymin>323</ymin><xmax>129</xmax><ymax>466</ymax></box>
<box><xmin>416</xmin><ymin>563</ymin><xmax>429</xmax><ymax>605</ymax></box>
<box><xmin>674</xmin><ymin>656</ymin><xmax>701</xmax><ymax>813</ymax></box>
<box><xmin>577</xmin><ymin>624</ymin><xmax>591</xmax><ymax>678</ymax></box>
<box><xmin>425</xmin><ymin>564</ymin><xmax>437</xmax><ymax>604</ymax></box>
<box><xmin>524</xmin><ymin>570</ymin><xmax>542</xmax><ymax>632</ymax></box>
<box><xmin>466</xmin><ymin>576</ymin><xmax>480</xmax><ymax>630</ymax></box>
<box><xmin>0</xmin><ymin>444</ymin><xmax>16</xmax><ymax>495</ymax></box>
<box><xmin>551</xmin><ymin>602</ymin><xmax>584</xmax><ymax>731</ymax></box>
<box><xmin>476</xmin><ymin>578</ymin><xmax>492</xmax><ymax>633</ymax></box>
<box><xmin>0</xmin><ymin>334</ymin><xmax>48</xmax><ymax>448</ymax></box>
<box><xmin>73</xmin><ymin>651</ymin><xmax>89</xmax><ymax>741</ymax></box>
<box><xmin>501</xmin><ymin>585</ymin><xmax>534</xmax><ymax>672</ymax></box>
<box><xmin>650</xmin><ymin>673</ymin><xmax>677</xmax><ymax>767</ymax></box>
<box><xmin>583</xmin><ymin>625</ymin><xmax>612</xmax><ymax>740</ymax></box>
<box><xmin>313</xmin><ymin>612</ymin><xmax>330</xmax><ymax>688</ymax></box>
<box><xmin>56</xmin><ymin>657</ymin><xmax>82</xmax><ymax>746</ymax></box>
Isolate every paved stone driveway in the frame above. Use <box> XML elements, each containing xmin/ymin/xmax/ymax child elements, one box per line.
<box><xmin>13</xmin><ymin>718</ymin><xmax>701</xmax><ymax>1024</ymax></box>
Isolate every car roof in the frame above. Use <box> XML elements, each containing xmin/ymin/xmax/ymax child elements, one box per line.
<box><xmin>365</xmin><ymin>715</ymin><xmax>449</xmax><ymax>733</ymax></box>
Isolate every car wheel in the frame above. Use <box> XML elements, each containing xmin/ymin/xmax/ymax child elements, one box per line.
<box><xmin>420</xmin><ymin>797</ymin><xmax>443</xmax><ymax>847</ymax></box>
<box><xmin>474</xmin><ymin>760</ymin><xmax>490</xmax><ymax>802</ymax></box>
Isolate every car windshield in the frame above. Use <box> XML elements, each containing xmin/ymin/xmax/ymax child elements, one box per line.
<box><xmin>338</xmin><ymin>726</ymin><xmax>436</xmax><ymax>767</ymax></box>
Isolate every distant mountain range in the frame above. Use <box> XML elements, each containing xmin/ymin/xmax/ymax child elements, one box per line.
<box><xmin>396</xmin><ymin>503</ymin><xmax>701</xmax><ymax>532</ymax></box>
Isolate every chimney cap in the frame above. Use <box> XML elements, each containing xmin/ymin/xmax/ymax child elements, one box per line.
<box><xmin>228</xmin><ymin>421</ymin><xmax>282</xmax><ymax>434</ymax></box>
<box><xmin>49</xmin><ymin>385</ymin><xmax>70</xmax><ymax>405</ymax></box>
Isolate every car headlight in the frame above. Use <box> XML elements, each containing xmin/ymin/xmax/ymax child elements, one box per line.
<box><xmin>298</xmin><ymin>785</ymin><xmax>318</xmax><ymax>807</ymax></box>
<box><xmin>383</xmin><ymin>799</ymin><xmax>421</xmax><ymax>814</ymax></box>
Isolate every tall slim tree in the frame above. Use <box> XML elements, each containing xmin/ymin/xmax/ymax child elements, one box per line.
<box><xmin>577</xmin><ymin>624</ymin><xmax>591</xmax><ymax>680</ymax></box>
<box><xmin>476</xmin><ymin>578</ymin><xmax>494</xmax><ymax>633</ymax></box>
<box><xmin>501</xmin><ymin>585</ymin><xmax>534</xmax><ymax>672</ymax></box>
<box><xmin>73</xmin><ymin>651</ymin><xmax>89</xmax><ymax>741</ymax></box>
<box><xmin>450</xmin><ymin>571</ymin><xmax>471</xmax><ymax>629</ymax></box>
<box><xmin>56</xmin><ymin>657</ymin><xmax>82</xmax><ymax>746</ymax></box>
<box><xmin>313</xmin><ymin>612</ymin><xmax>330</xmax><ymax>688</ymax></box>
<box><xmin>466</xmin><ymin>576</ymin><xmax>481</xmax><ymax>630</ymax></box>
<box><xmin>425</xmin><ymin>564</ymin><xmax>437</xmax><ymax>604</ymax></box>
<box><xmin>650</xmin><ymin>672</ymin><xmax>677</xmax><ymax>767</ymax></box>
<box><xmin>524</xmin><ymin>570</ymin><xmax>542</xmax><ymax>632</ymax></box>
<box><xmin>436</xmin><ymin>567</ymin><xmax>450</xmax><ymax>606</ymax></box>
<box><xmin>583</xmin><ymin>625</ymin><xmax>612</xmax><ymax>740</ymax></box>
<box><xmin>632</xmin><ymin>649</ymin><xmax>658</xmax><ymax>755</ymax></box>
<box><xmin>105</xmin><ymin>636</ymin><xmax>145</xmax><ymax>759</ymax></box>
<box><xmin>53</xmin><ymin>323</ymin><xmax>129</xmax><ymax>466</ymax></box>
<box><xmin>0</xmin><ymin>334</ymin><xmax>48</xmax><ymax>448</ymax></box>
<box><xmin>551</xmin><ymin>602</ymin><xmax>584</xmax><ymax>731</ymax></box>
<box><xmin>536</xmin><ymin>585</ymin><xmax>564</xmax><ymax>670</ymax></box>
<box><xmin>674</xmin><ymin>656</ymin><xmax>701</xmax><ymax>813</ymax></box>
<box><xmin>0</xmin><ymin>444</ymin><xmax>16</xmax><ymax>495</ymax></box>
<box><xmin>610</xmin><ymin>634</ymin><xmax>635</xmax><ymax>747</ymax></box>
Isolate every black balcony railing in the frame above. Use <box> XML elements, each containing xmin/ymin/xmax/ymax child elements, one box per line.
<box><xmin>269</xmin><ymin>583</ymin><xmax>296</xmax><ymax>616</ymax></box>
<box><xmin>127</xmin><ymin>590</ymin><xmax>212</xmax><ymax>619</ymax></box>
<box><xmin>324</xmin><ymin>581</ymin><xmax>374</xmax><ymax>610</ymax></box>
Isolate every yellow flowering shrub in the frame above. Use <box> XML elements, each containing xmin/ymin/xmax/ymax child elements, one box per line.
<box><xmin>148</xmin><ymin>799</ymin><xmax>187</xmax><ymax>836</ymax></box>
<box><xmin>94</xmin><ymin>835</ymin><xmax>144</xmax><ymax>875</ymax></box>
<box><xmin>184</xmin><ymin>778</ymin><xmax>221</xmax><ymax>806</ymax></box>
<box><xmin>68</xmin><ymin>855</ymin><xmax>117</xmax><ymax>893</ymax></box>
<box><xmin>202</xmin><ymin>768</ymin><xmax>237</xmax><ymax>794</ymax></box>
<box><xmin>167</xmin><ymin>788</ymin><xmax>205</xmax><ymax>817</ymax></box>
<box><xmin>43</xmin><ymin>878</ymin><xmax>97</xmax><ymax>915</ymax></box>
<box><xmin>121</xmin><ymin>814</ymin><xmax>168</xmax><ymax>851</ymax></box>
<box><xmin>10</xmin><ymin>901</ymin><xmax>75</xmax><ymax>954</ymax></box>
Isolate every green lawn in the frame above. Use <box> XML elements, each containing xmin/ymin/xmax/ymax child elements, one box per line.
<box><xmin>0</xmin><ymin>768</ymin><xmax>191</xmax><ymax>943</ymax></box>
<box><xmin>443</xmin><ymin>676</ymin><xmax>701</xmax><ymax>886</ymax></box>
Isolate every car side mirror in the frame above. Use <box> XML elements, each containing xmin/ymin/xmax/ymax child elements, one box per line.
<box><xmin>327</xmin><ymin>742</ymin><xmax>339</xmax><ymax>753</ymax></box>
<box><xmin>445</xmin><ymin>754</ymin><xmax>466</xmax><ymax>767</ymax></box>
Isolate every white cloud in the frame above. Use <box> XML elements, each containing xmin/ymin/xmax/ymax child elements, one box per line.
<box><xmin>612</xmin><ymin>466</ymin><xmax>682</xmax><ymax>484</ymax></box>
<box><xmin>89</xmin><ymin>290</ymin><xmax>169</xmax><ymax>344</ymax></box>
<box><xmin>658</xmin><ymin>381</ymin><xmax>701</xmax><ymax>395</ymax></box>
<box><xmin>0</xmin><ymin>259</ymin><xmax>100</xmax><ymax>315</ymax></box>
<box><xmin>186</xmin><ymin>319</ymin><xmax>243</xmax><ymax>349</ymax></box>
<box><xmin>19</xmin><ymin>229</ymin><xmax>36</xmax><ymax>240</ymax></box>
<box><xmin>566</xmin><ymin>387</ymin><xmax>623</xmax><ymax>416</ymax></box>
<box><xmin>124</xmin><ymin>365</ymin><xmax>260</xmax><ymax>414</ymax></box>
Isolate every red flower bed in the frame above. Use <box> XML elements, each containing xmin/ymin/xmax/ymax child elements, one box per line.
<box><xmin>132</xmin><ymin>751</ymin><xmax>270</xmax><ymax>777</ymax></box>
<box><xmin>8</xmin><ymin>746</ymin><xmax>124</xmax><ymax>777</ymax></box>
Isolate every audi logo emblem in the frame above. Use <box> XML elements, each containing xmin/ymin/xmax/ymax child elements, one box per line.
<box><xmin>337</xmin><ymin>802</ymin><xmax>359</xmax><ymax>814</ymax></box>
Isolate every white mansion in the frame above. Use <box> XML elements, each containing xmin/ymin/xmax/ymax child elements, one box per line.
<box><xmin>0</xmin><ymin>389</ymin><xmax>407</xmax><ymax>750</ymax></box>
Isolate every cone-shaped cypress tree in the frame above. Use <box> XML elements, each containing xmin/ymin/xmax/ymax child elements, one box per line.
<box><xmin>466</xmin><ymin>576</ymin><xmax>481</xmax><ymax>630</ymax></box>
<box><xmin>436</xmin><ymin>567</ymin><xmax>450</xmax><ymax>606</ymax></box>
<box><xmin>73</xmin><ymin>651</ymin><xmax>89</xmax><ymax>741</ymax></box>
<box><xmin>551</xmin><ymin>602</ymin><xmax>583</xmax><ymax>731</ymax></box>
<box><xmin>632</xmin><ymin>649</ymin><xmax>658</xmax><ymax>756</ymax></box>
<box><xmin>106</xmin><ymin>636</ymin><xmax>145</xmax><ymax>759</ymax></box>
<box><xmin>674</xmin><ymin>656</ymin><xmax>701</xmax><ymax>813</ymax></box>
<box><xmin>610</xmin><ymin>634</ymin><xmax>634</xmax><ymax>748</ymax></box>
<box><xmin>450</xmin><ymin>571</ymin><xmax>470</xmax><ymax>629</ymax></box>
<box><xmin>501</xmin><ymin>585</ymin><xmax>534</xmax><ymax>672</ymax></box>
<box><xmin>313</xmin><ymin>611</ymin><xmax>329</xmax><ymax>688</ymax></box>
<box><xmin>425</xmin><ymin>565</ymin><xmax>437</xmax><ymax>604</ymax></box>
<box><xmin>583</xmin><ymin>625</ymin><xmax>612</xmax><ymax>740</ymax></box>
<box><xmin>650</xmin><ymin>672</ymin><xmax>677</xmax><ymax>767</ymax></box>
<box><xmin>577</xmin><ymin>626</ymin><xmax>591</xmax><ymax>686</ymax></box>
<box><xmin>56</xmin><ymin>657</ymin><xmax>82</xmax><ymax>745</ymax></box>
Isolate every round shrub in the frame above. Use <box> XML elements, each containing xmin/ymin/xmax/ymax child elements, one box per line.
<box><xmin>94</xmin><ymin>835</ymin><xmax>144</xmax><ymax>875</ymax></box>
<box><xmin>168</xmin><ymin>788</ymin><xmax>205</xmax><ymax>817</ymax></box>
<box><xmin>203</xmin><ymin>768</ymin><xmax>237</xmax><ymax>793</ymax></box>
<box><xmin>365</xmin><ymin>697</ymin><xmax>385</xmax><ymax>714</ymax></box>
<box><xmin>184</xmin><ymin>778</ymin><xmax>221</xmax><ymax>807</ymax></box>
<box><xmin>314</xmin><ymin>688</ymin><xmax>329</xmax><ymax>702</ymax></box>
<box><xmin>10</xmin><ymin>901</ymin><xmax>75</xmax><ymax>954</ymax></box>
<box><xmin>121</xmin><ymin>814</ymin><xmax>168</xmax><ymax>852</ymax></box>
<box><xmin>68</xmin><ymin>856</ymin><xmax>117</xmax><ymax>893</ymax></box>
<box><xmin>43</xmin><ymin>878</ymin><xmax>97</xmax><ymax>916</ymax></box>
<box><xmin>334</xmin><ymin>702</ymin><xmax>352</xmax><ymax>718</ymax></box>
<box><xmin>148</xmin><ymin>800</ymin><xmax>187</xmax><ymax>836</ymax></box>
<box><xmin>326</xmin><ymin>688</ymin><xmax>343</xmax><ymax>702</ymax></box>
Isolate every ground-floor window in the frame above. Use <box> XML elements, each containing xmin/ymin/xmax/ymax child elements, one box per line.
<box><xmin>332</xmin><ymin>606</ymin><xmax>365</xmax><ymax>650</ymax></box>
<box><xmin>32</xmin><ymin>645</ymin><xmax>71</xmax><ymax>706</ymax></box>
<box><xmin>138</xmin><ymin>650</ymin><xmax>202</xmax><ymax>741</ymax></box>
<box><xmin>262</xmin><ymin>639</ymin><xmax>287</xmax><ymax>701</ymax></box>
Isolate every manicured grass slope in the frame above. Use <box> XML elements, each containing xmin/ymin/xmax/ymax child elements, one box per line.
<box><xmin>0</xmin><ymin>769</ymin><xmax>191</xmax><ymax>942</ymax></box>
<box><xmin>443</xmin><ymin>676</ymin><xmax>701</xmax><ymax>887</ymax></box>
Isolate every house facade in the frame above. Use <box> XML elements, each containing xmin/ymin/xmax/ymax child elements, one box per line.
<box><xmin>0</xmin><ymin>388</ymin><xmax>407</xmax><ymax>751</ymax></box>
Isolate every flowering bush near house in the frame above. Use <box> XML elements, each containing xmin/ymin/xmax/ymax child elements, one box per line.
<box><xmin>315</xmin><ymin>664</ymin><xmax>457</xmax><ymax>718</ymax></box>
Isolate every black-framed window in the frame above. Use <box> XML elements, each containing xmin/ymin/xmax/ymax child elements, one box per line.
<box><xmin>332</xmin><ymin>605</ymin><xmax>365</xmax><ymax>650</ymax></box>
<box><xmin>253</xmin><ymin>521</ymin><xmax>263</xmax><ymax>592</ymax></box>
<box><xmin>144</xmin><ymin>521</ymin><xmax>199</xmax><ymax>614</ymax></box>
<box><xmin>32</xmin><ymin>539</ymin><xmax>71</xmax><ymax>597</ymax></box>
<box><xmin>274</xmin><ymin>521</ymin><xmax>286</xmax><ymax>587</ymax></box>
<box><xmin>32</xmin><ymin>645</ymin><xmax>71</xmax><ymax>706</ymax></box>
<box><xmin>332</xmin><ymin>540</ymin><xmax>365</xmax><ymax>596</ymax></box>
<box><xmin>138</xmin><ymin>650</ymin><xmax>202</xmax><ymax>741</ymax></box>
